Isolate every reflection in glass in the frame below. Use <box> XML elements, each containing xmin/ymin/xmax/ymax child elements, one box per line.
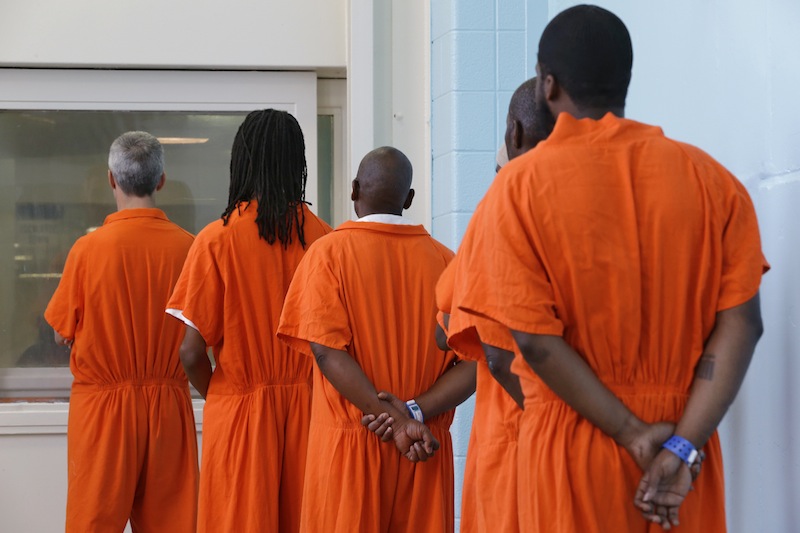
<box><xmin>0</xmin><ymin>110</ymin><xmax>247</xmax><ymax>369</ymax></box>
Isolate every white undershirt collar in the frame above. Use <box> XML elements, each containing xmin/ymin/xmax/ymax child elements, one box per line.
<box><xmin>354</xmin><ymin>213</ymin><xmax>416</xmax><ymax>225</ymax></box>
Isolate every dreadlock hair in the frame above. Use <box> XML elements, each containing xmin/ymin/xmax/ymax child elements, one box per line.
<box><xmin>222</xmin><ymin>109</ymin><xmax>308</xmax><ymax>248</ymax></box>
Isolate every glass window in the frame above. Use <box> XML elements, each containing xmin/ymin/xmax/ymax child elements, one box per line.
<box><xmin>0</xmin><ymin>69</ymin><xmax>324</xmax><ymax>401</ymax></box>
<box><xmin>316</xmin><ymin>114</ymin><xmax>335</xmax><ymax>226</ymax></box>
<box><xmin>0</xmin><ymin>111</ymin><xmax>247</xmax><ymax>397</ymax></box>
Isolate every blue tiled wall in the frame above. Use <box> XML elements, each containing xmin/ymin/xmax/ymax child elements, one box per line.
<box><xmin>431</xmin><ymin>0</ymin><xmax>541</xmax><ymax>250</ymax></box>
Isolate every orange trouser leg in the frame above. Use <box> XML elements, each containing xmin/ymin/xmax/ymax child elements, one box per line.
<box><xmin>198</xmin><ymin>383</ymin><xmax>310</xmax><ymax>532</ymax></box>
<box><xmin>66</xmin><ymin>387</ymin><xmax>142</xmax><ymax>533</ymax></box>
<box><xmin>129</xmin><ymin>384</ymin><xmax>198</xmax><ymax>533</ymax></box>
<box><xmin>278</xmin><ymin>384</ymin><xmax>311</xmax><ymax>533</ymax></box>
<box><xmin>459</xmin><ymin>422</ymin><xmax>479</xmax><ymax>533</ymax></box>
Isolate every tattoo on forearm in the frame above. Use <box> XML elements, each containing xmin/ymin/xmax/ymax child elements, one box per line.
<box><xmin>695</xmin><ymin>354</ymin><xmax>716</xmax><ymax>380</ymax></box>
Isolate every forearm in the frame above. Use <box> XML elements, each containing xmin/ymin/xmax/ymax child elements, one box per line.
<box><xmin>310</xmin><ymin>342</ymin><xmax>409</xmax><ymax>422</ymax></box>
<box><xmin>512</xmin><ymin>331</ymin><xmax>643</xmax><ymax>445</ymax></box>
<box><xmin>183</xmin><ymin>354</ymin><xmax>212</xmax><ymax>399</ymax></box>
<box><xmin>435</xmin><ymin>312</ymin><xmax>451</xmax><ymax>351</ymax></box>
<box><xmin>483</xmin><ymin>344</ymin><xmax>524</xmax><ymax>409</ymax></box>
<box><xmin>178</xmin><ymin>327</ymin><xmax>212</xmax><ymax>399</ymax></box>
<box><xmin>675</xmin><ymin>293</ymin><xmax>763</xmax><ymax>448</ymax></box>
<box><xmin>435</xmin><ymin>323</ymin><xmax>449</xmax><ymax>351</ymax></box>
<box><xmin>415</xmin><ymin>360</ymin><xmax>477</xmax><ymax>419</ymax></box>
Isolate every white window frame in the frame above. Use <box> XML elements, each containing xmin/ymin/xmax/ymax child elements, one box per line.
<box><xmin>0</xmin><ymin>69</ymin><xmax>318</xmax><ymax>400</ymax></box>
<box><xmin>317</xmin><ymin>78</ymin><xmax>350</xmax><ymax>225</ymax></box>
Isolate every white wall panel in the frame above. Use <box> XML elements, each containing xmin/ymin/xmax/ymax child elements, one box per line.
<box><xmin>0</xmin><ymin>0</ymin><xmax>346</xmax><ymax>69</ymax></box>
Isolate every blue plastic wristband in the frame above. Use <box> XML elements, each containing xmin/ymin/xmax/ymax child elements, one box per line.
<box><xmin>661</xmin><ymin>435</ymin><xmax>698</xmax><ymax>467</ymax></box>
<box><xmin>406</xmin><ymin>399</ymin><xmax>424</xmax><ymax>423</ymax></box>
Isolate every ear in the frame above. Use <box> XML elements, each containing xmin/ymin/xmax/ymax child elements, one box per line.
<box><xmin>155</xmin><ymin>172</ymin><xmax>166</xmax><ymax>192</ymax></box>
<box><xmin>403</xmin><ymin>188</ymin><xmax>415</xmax><ymax>210</ymax></box>
<box><xmin>108</xmin><ymin>170</ymin><xmax>117</xmax><ymax>190</ymax></box>
<box><xmin>510</xmin><ymin>119</ymin><xmax>523</xmax><ymax>150</ymax></box>
<box><xmin>543</xmin><ymin>73</ymin><xmax>559</xmax><ymax>104</ymax></box>
<box><xmin>351</xmin><ymin>179</ymin><xmax>359</xmax><ymax>202</ymax></box>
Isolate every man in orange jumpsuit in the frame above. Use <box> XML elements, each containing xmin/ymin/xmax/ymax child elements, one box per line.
<box><xmin>45</xmin><ymin>131</ymin><xmax>198</xmax><ymax>532</ymax></box>
<box><xmin>167</xmin><ymin>109</ymin><xmax>331</xmax><ymax>532</ymax></box>
<box><xmin>439</xmin><ymin>77</ymin><xmax>545</xmax><ymax>533</ymax></box>
<box><xmin>450</xmin><ymin>5</ymin><xmax>768</xmax><ymax>532</ymax></box>
<box><xmin>279</xmin><ymin>146</ymin><xmax>474</xmax><ymax>532</ymax></box>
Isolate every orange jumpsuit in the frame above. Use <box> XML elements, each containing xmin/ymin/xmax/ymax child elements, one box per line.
<box><xmin>437</xmin><ymin>260</ymin><xmax>522</xmax><ymax>533</ymax></box>
<box><xmin>278</xmin><ymin>218</ymin><xmax>456</xmax><ymax>533</ymax></box>
<box><xmin>45</xmin><ymin>208</ymin><xmax>198</xmax><ymax>533</ymax></box>
<box><xmin>166</xmin><ymin>202</ymin><xmax>331</xmax><ymax>533</ymax></box>
<box><xmin>451</xmin><ymin>113</ymin><xmax>769</xmax><ymax>532</ymax></box>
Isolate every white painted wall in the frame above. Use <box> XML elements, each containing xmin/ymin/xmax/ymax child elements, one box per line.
<box><xmin>0</xmin><ymin>0</ymin><xmax>346</xmax><ymax>69</ymax></box>
<box><xmin>349</xmin><ymin>0</ymin><xmax>432</xmax><ymax>227</ymax></box>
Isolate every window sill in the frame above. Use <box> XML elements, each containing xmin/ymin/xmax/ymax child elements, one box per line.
<box><xmin>0</xmin><ymin>399</ymin><xmax>205</xmax><ymax>435</ymax></box>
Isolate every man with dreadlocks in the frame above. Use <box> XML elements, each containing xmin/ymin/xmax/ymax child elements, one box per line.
<box><xmin>167</xmin><ymin>109</ymin><xmax>331</xmax><ymax>532</ymax></box>
<box><xmin>278</xmin><ymin>146</ymin><xmax>466</xmax><ymax>532</ymax></box>
<box><xmin>450</xmin><ymin>5</ymin><xmax>767</xmax><ymax>532</ymax></box>
<box><xmin>46</xmin><ymin>131</ymin><xmax>198</xmax><ymax>532</ymax></box>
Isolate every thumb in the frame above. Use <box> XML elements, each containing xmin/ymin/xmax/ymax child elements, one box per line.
<box><xmin>425</xmin><ymin>431</ymin><xmax>440</xmax><ymax>453</ymax></box>
<box><xmin>641</xmin><ymin>468</ymin><xmax>660</xmax><ymax>503</ymax></box>
<box><xmin>634</xmin><ymin>470</ymin><xmax>659</xmax><ymax>513</ymax></box>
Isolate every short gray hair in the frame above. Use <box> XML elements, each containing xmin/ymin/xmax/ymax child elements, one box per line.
<box><xmin>108</xmin><ymin>131</ymin><xmax>164</xmax><ymax>197</ymax></box>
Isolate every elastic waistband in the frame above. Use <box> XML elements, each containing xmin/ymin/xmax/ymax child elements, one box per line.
<box><xmin>525</xmin><ymin>382</ymin><xmax>688</xmax><ymax>406</ymax></box>
<box><xmin>72</xmin><ymin>377</ymin><xmax>188</xmax><ymax>392</ymax></box>
<box><xmin>208</xmin><ymin>377</ymin><xmax>311</xmax><ymax>396</ymax></box>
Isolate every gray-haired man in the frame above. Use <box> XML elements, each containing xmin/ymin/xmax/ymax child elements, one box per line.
<box><xmin>46</xmin><ymin>131</ymin><xmax>199</xmax><ymax>532</ymax></box>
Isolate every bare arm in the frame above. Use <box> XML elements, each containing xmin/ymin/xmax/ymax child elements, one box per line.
<box><xmin>512</xmin><ymin>328</ymin><xmax>685</xmax><ymax>531</ymax></box>
<box><xmin>310</xmin><ymin>342</ymin><xmax>439</xmax><ymax>458</ymax></box>
<box><xmin>435</xmin><ymin>312</ymin><xmax>450</xmax><ymax>351</ymax></box>
<box><xmin>635</xmin><ymin>293</ymin><xmax>764</xmax><ymax>521</ymax></box>
<box><xmin>511</xmin><ymin>331</ymin><xmax>647</xmax><ymax>448</ymax></box>
<box><xmin>414</xmin><ymin>360</ymin><xmax>477</xmax><ymax>419</ymax></box>
<box><xmin>363</xmin><ymin>359</ymin><xmax>476</xmax><ymax>444</ymax></box>
<box><xmin>675</xmin><ymin>292</ymin><xmax>763</xmax><ymax>447</ymax></box>
<box><xmin>483</xmin><ymin>343</ymin><xmax>524</xmax><ymax>410</ymax></box>
<box><xmin>179</xmin><ymin>326</ymin><xmax>213</xmax><ymax>399</ymax></box>
<box><xmin>435</xmin><ymin>323</ymin><xmax>449</xmax><ymax>351</ymax></box>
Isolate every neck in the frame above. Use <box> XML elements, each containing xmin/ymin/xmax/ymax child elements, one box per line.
<box><xmin>355</xmin><ymin>205</ymin><xmax>404</xmax><ymax>218</ymax></box>
<box><xmin>115</xmin><ymin>194</ymin><xmax>157</xmax><ymax>212</ymax></box>
<box><xmin>569</xmin><ymin>106</ymin><xmax>625</xmax><ymax>120</ymax></box>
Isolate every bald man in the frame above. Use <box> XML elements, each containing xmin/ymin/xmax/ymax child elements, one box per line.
<box><xmin>436</xmin><ymin>77</ymin><xmax>544</xmax><ymax>533</ymax></box>
<box><xmin>473</xmin><ymin>76</ymin><xmax>543</xmax><ymax>408</ymax></box>
<box><xmin>278</xmin><ymin>146</ymin><xmax>464</xmax><ymax>532</ymax></box>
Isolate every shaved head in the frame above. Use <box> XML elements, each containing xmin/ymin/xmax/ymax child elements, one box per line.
<box><xmin>353</xmin><ymin>146</ymin><xmax>414</xmax><ymax>217</ymax></box>
<box><xmin>538</xmin><ymin>4</ymin><xmax>633</xmax><ymax>109</ymax></box>
<box><xmin>508</xmin><ymin>77</ymin><xmax>538</xmax><ymax>137</ymax></box>
<box><xmin>505</xmin><ymin>77</ymin><xmax>547</xmax><ymax>160</ymax></box>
